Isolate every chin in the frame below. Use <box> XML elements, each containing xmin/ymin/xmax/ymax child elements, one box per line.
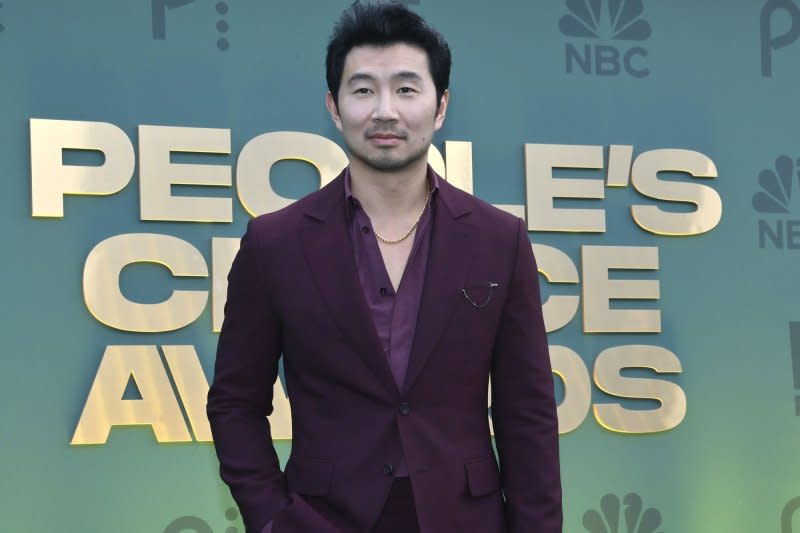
<box><xmin>366</xmin><ymin>157</ymin><xmax>414</xmax><ymax>172</ymax></box>
<box><xmin>353</xmin><ymin>148</ymin><xmax>428</xmax><ymax>173</ymax></box>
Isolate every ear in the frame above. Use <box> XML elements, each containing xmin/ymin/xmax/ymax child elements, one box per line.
<box><xmin>326</xmin><ymin>92</ymin><xmax>343</xmax><ymax>132</ymax></box>
<box><xmin>433</xmin><ymin>89</ymin><xmax>449</xmax><ymax>131</ymax></box>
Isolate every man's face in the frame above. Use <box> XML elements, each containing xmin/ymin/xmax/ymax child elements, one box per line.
<box><xmin>326</xmin><ymin>43</ymin><xmax>448</xmax><ymax>173</ymax></box>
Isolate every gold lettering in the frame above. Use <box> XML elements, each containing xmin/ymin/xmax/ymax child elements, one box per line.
<box><xmin>427</xmin><ymin>144</ymin><xmax>446</xmax><ymax>178</ymax></box>
<box><xmin>631</xmin><ymin>149</ymin><xmax>722</xmax><ymax>236</ymax></box>
<box><xmin>83</xmin><ymin>233</ymin><xmax>208</xmax><ymax>332</ymax></box>
<box><xmin>236</xmin><ymin>131</ymin><xmax>348</xmax><ymax>216</ymax></box>
<box><xmin>593</xmin><ymin>345</ymin><xmax>686</xmax><ymax>433</ymax></box>
<box><xmin>606</xmin><ymin>145</ymin><xmax>634</xmax><ymax>187</ymax></box>
<box><xmin>30</xmin><ymin>118</ymin><xmax>134</xmax><ymax>217</ymax></box>
<box><xmin>582</xmin><ymin>245</ymin><xmax>660</xmax><ymax>333</ymax></box>
<box><xmin>524</xmin><ymin>143</ymin><xmax>605</xmax><ymax>232</ymax></box>
<box><xmin>161</xmin><ymin>345</ymin><xmax>212</xmax><ymax>442</ymax></box>
<box><xmin>550</xmin><ymin>345</ymin><xmax>591</xmax><ymax>434</ymax></box>
<box><xmin>211</xmin><ymin>237</ymin><xmax>240</xmax><ymax>332</ymax></box>
<box><xmin>270</xmin><ymin>376</ymin><xmax>293</xmax><ymax>440</ymax></box>
<box><xmin>533</xmin><ymin>244</ymin><xmax>580</xmax><ymax>333</ymax></box>
<box><xmin>138</xmin><ymin>125</ymin><xmax>232</xmax><ymax>222</ymax></box>
<box><xmin>444</xmin><ymin>141</ymin><xmax>473</xmax><ymax>194</ymax></box>
<box><xmin>71</xmin><ymin>345</ymin><xmax>191</xmax><ymax>445</ymax></box>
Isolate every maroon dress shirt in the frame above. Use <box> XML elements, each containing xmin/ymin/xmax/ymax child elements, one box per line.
<box><xmin>344</xmin><ymin>167</ymin><xmax>438</xmax><ymax>478</ymax></box>
<box><xmin>263</xmin><ymin>167</ymin><xmax>439</xmax><ymax>531</ymax></box>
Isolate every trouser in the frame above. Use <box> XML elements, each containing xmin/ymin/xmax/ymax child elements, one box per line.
<box><xmin>371</xmin><ymin>478</ymin><xmax>421</xmax><ymax>533</ymax></box>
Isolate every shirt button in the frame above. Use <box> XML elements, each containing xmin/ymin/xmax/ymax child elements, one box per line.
<box><xmin>361</xmin><ymin>226</ymin><xmax>370</xmax><ymax>234</ymax></box>
<box><xmin>383</xmin><ymin>463</ymin><xmax>394</xmax><ymax>476</ymax></box>
<box><xmin>399</xmin><ymin>403</ymin><xmax>410</xmax><ymax>416</ymax></box>
<box><xmin>379</xmin><ymin>287</ymin><xmax>388</xmax><ymax>296</ymax></box>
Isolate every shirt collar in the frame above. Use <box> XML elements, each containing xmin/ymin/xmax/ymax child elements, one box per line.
<box><xmin>344</xmin><ymin>164</ymin><xmax>441</xmax><ymax>219</ymax></box>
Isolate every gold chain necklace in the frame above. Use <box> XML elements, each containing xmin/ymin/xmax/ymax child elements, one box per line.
<box><xmin>373</xmin><ymin>188</ymin><xmax>431</xmax><ymax>245</ymax></box>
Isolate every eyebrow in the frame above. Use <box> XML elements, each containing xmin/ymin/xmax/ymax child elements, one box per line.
<box><xmin>346</xmin><ymin>71</ymin><xmax>424</xmax><ymax>85</ymax></box>
<box><xmin>346</xmin><ymin>73</ymin><xmax>377</xmax><ymax>85</ymax></box>
<box><xmin>392</xmin><ymin>71</ymin><xmax>423</xmax><ymax>83</ymax></box>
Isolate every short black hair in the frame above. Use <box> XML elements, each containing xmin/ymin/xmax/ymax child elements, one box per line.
<box><xmin>326</xmin><ymin>2</ymin><xmax>451</xmax><ymax>107</ymax></box>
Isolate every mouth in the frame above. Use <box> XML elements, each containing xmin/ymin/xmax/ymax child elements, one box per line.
<box><xmin>368</xmin><ymin>134</ymin><xmax>404</xmax><ymax>146</ymax></box>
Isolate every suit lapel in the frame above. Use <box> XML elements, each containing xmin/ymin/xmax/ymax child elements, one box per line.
<box><xmin>300</xmin><ymin>176</ymin><xmax>399</xmax><ymax>394</ymax></box>
<box><xmin>403</xmin><ymin>182</ymin><xmax>475</xmax><ymax>394</ymax></box>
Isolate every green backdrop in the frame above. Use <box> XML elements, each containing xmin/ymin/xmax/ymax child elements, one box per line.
<box><xmin>2</xmin><ymin>1</ymin><xmax>799</xmax><ymax>531</ymax></box>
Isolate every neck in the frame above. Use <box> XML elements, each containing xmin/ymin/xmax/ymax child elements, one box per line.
<box><xmin>348</xmin><ymin>158</ymin><xmax>430</xmax><ymax>218</ymax></box>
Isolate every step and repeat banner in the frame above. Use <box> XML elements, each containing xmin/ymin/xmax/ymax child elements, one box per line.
<box><xmin>2</xmin><ymin>0</ymin><xmax>799</xmax><ymax>531</ymax></box>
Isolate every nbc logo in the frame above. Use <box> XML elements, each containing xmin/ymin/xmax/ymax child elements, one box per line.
<box><xmin>582</xmin><ymin>493</ymin><xmax>663</xmax><ymax>533</ymax></box>
<box><xmin>559</xmin><ymin>0</ymin><xmax>652</xmax><ymax>78</ymax></box>
<box><xmin>752</xmin><ymin>155</ymin><xmax>800</xmax><ymax>249</ymax></box>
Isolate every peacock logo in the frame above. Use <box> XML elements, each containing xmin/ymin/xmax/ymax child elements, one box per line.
<box><xmin>752</xmin><ymin>154</ymin><xmax>800</xmax><ymax>249</ymax></box>
<box><xmin>559</xmin><ymin>0</ymin><xmax>652</xmax><ymax>77</ymax></box>
<box><xmin>559</xmin><ymin>0</ymin><xmax>651</xmax><ymax>41</ymax></box>
<box><xmin>582</xmin><ymin>493</ymin><xmax>663</xmax><ymax>533</ymax></box>
<box><xmin>752</xmin><ymin>155</ymin><xmax>800</xmax><ymax>214</ymax></box>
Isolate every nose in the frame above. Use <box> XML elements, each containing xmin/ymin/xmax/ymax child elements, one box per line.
<box><xmin>372</xmin><ymin>90</ymin><xmax>399</xmax><ymax>122</ymax></box>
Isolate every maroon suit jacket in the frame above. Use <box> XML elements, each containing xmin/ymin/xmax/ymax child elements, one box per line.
<box><xmin>207</xmin><ymin>171</ymin><xmax>562</xmax><ymax>533</ymax></box>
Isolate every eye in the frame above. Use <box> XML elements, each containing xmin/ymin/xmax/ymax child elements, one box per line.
<box><xmin>353</xmin><ymin>87</ymin><xmax>372</xmax><ymax>95</ymax></box>
<box><xmin>397</xmin><ymin>87</ymin><xmax>417</xmax><ymax>94</ymax></box>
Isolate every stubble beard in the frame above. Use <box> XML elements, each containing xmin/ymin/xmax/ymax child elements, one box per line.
<box><xmin>348</xmin><ymin>140</ymin><xmax>430</xmax><ymax>173</ymax></box>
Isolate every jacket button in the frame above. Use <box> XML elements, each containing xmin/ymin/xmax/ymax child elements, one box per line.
<box><xmin>383</xmin><ymin>463</ymin><xmax>394</xmax><ymax>476</ymax></box>
<box><xmin>399</xmin><ymin>402</ymin><xmax>410</xmax><ymax>416</ymax></box>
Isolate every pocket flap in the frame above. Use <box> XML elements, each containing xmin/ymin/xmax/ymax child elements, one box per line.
<box><xmin>465</xmin><ymin>458</ymin><xmax>501</xmax><ymax>497</ymax></box>
<box><xmin>286</xmin><ymin>458</ymin><xmax>334</xmax><ymax>496</ymax></box>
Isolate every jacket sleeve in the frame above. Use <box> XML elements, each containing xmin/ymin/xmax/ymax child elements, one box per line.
<box><xmin>207</xmin><ymin>219</ymin><xmax>288</xmax><ymax>533</ymax></box>
<box><xmin>490</xmin><ymin>218</ymin><xmax>562</xmax><ymax>532</ymax></box>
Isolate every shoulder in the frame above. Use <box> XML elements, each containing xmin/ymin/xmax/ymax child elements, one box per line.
<box><xmin>437</xmin><ymin>178</ymin><xmax>523</xmax><ymax>236</ymax></box>
<box><xmin>245</xmin><ymin>172</ymin><xmax>345</xmax><ymax>245</ymax></box>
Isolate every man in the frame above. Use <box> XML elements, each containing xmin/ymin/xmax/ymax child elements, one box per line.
<box><xmin>207</xmin><ymin>3</ymin><xmax>562</xmax><ymax>532</ymax></box>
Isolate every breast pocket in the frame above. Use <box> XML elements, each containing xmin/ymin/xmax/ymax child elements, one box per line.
<box><xmin>447</xmin><ymin>279</ymin><xmax>505</xmax><ymax>349</ymax></box>
<box><xmin>460</xmin><ymin>282</ymin><xmax>500</xmax><ymax>311</ymax></box>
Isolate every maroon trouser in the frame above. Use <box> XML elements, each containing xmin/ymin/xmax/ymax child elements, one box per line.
<box><xmin>371</xmin><ymin>478</ymin><xmax>420</xmax><ymax>533</ymax></box>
